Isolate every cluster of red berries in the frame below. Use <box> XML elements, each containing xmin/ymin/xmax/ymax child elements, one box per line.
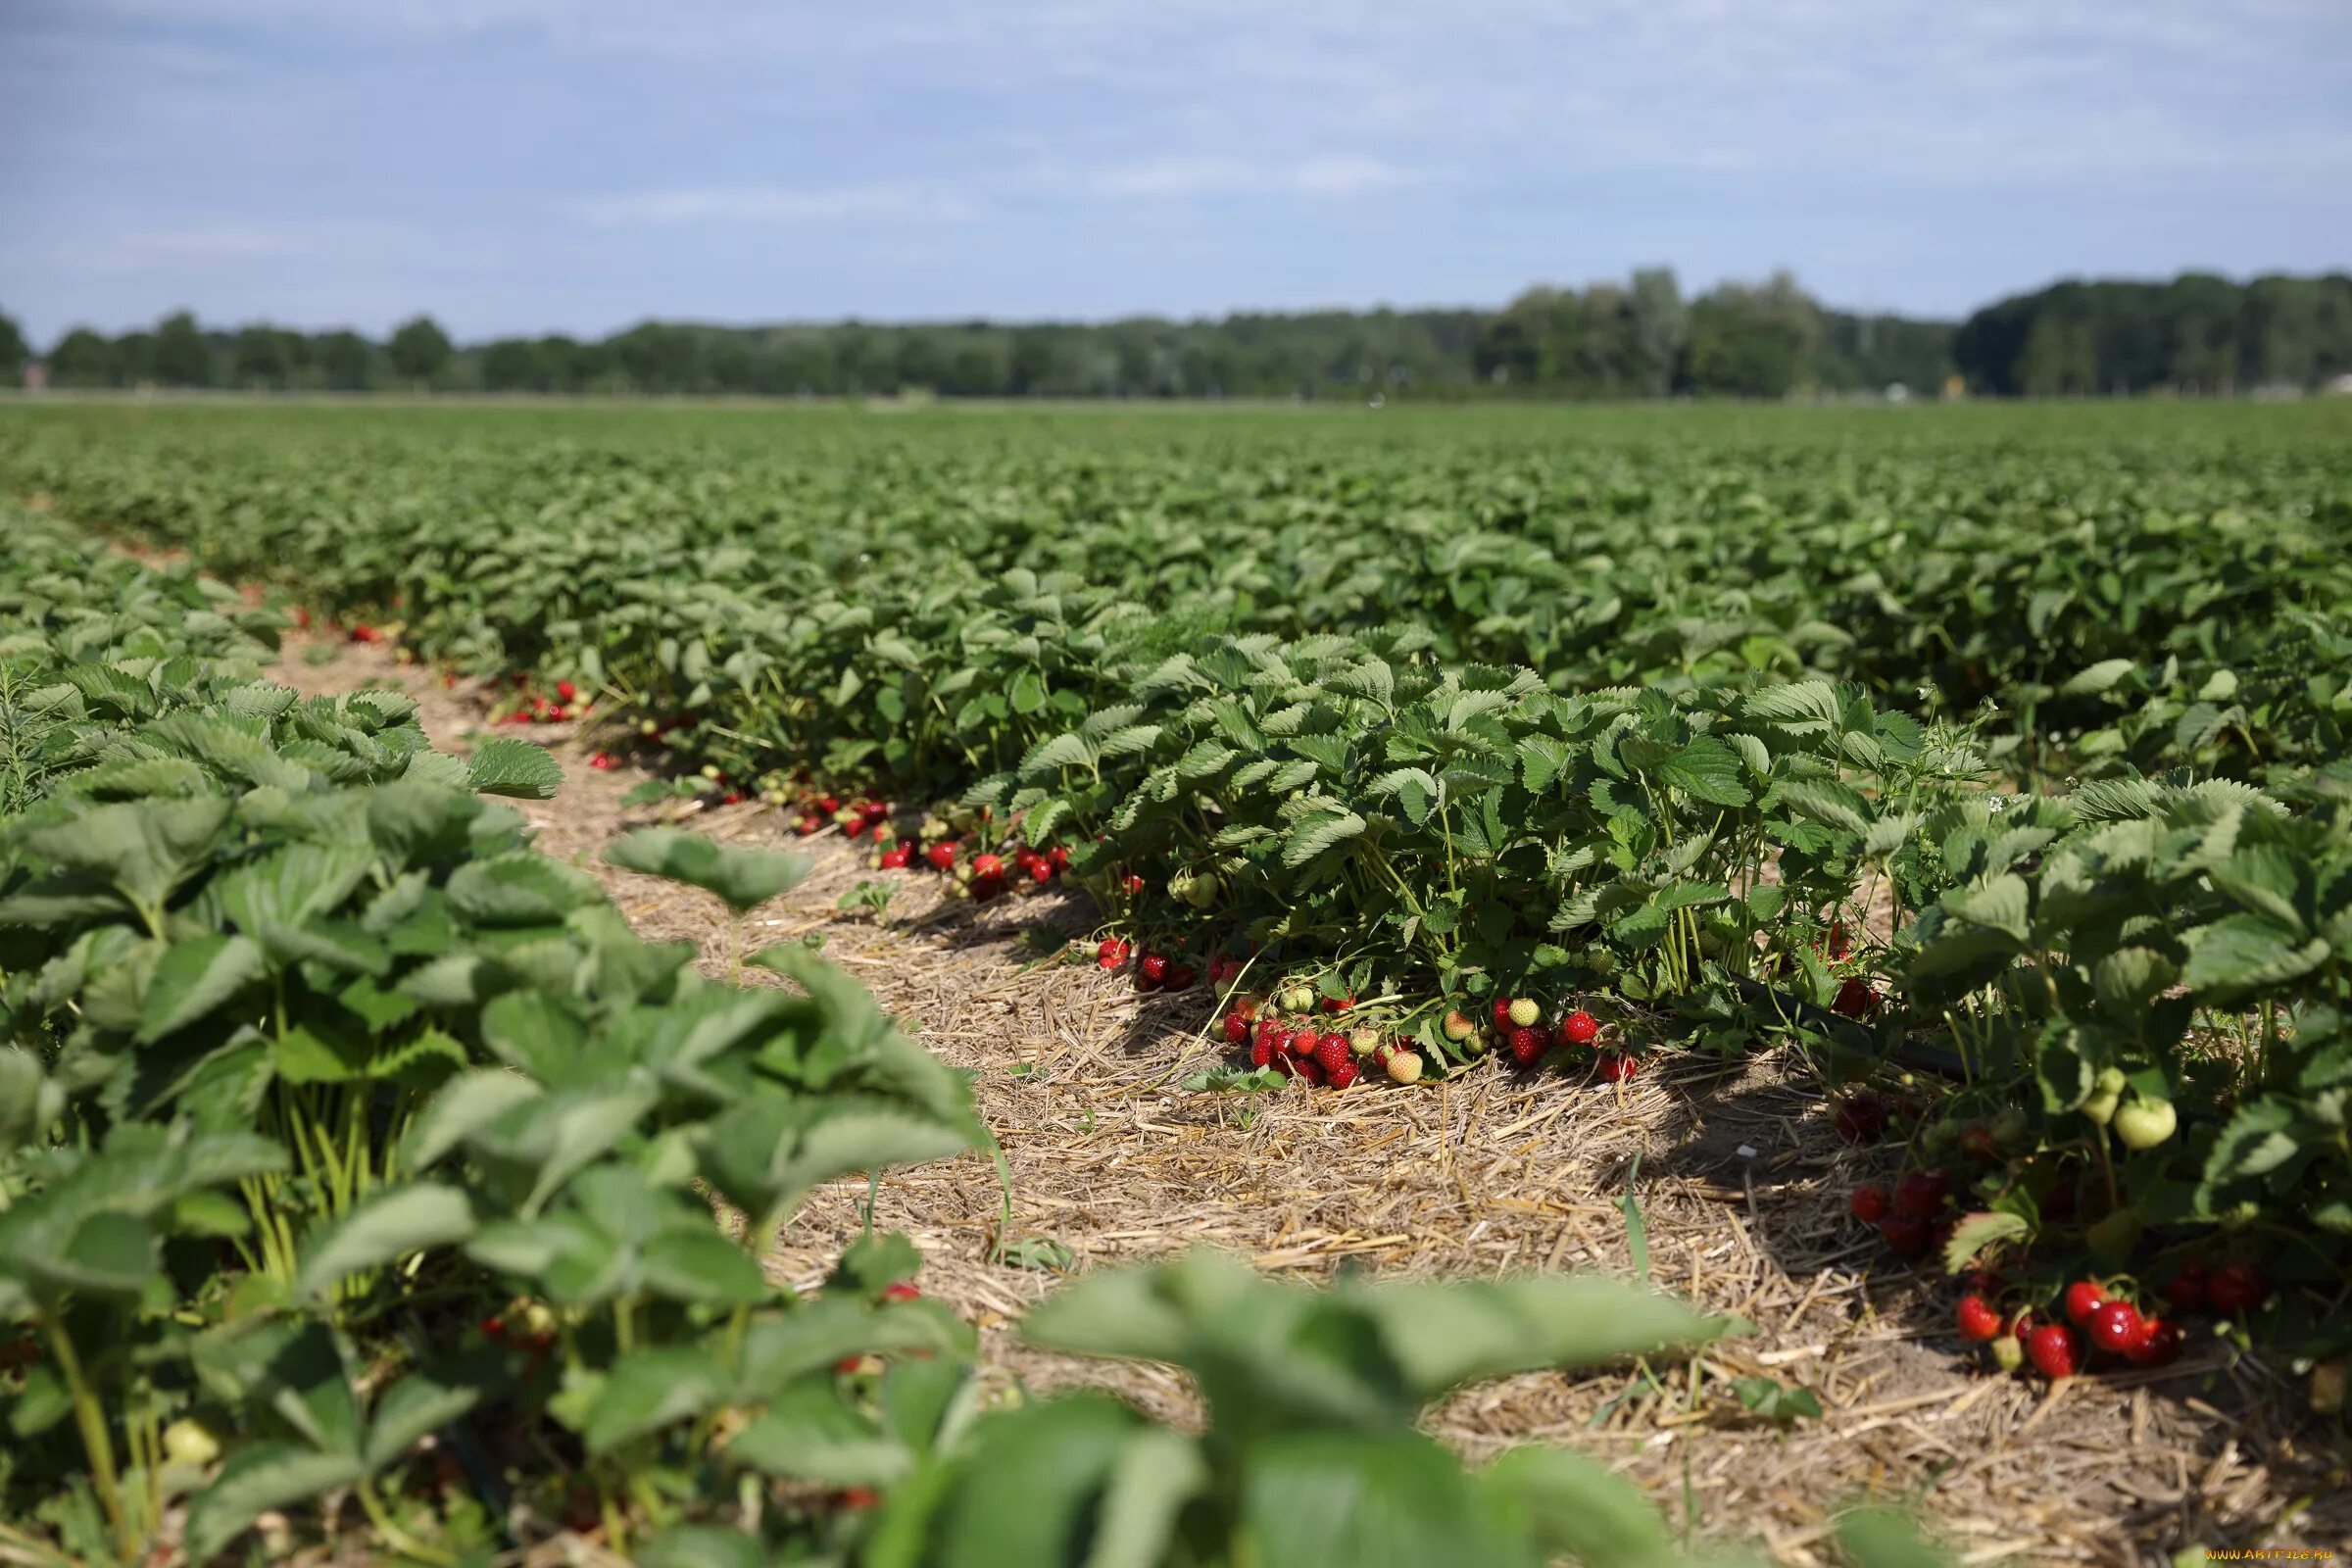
<box><xmin>1847</xmin><ymin>1167</ymin><xmax>1955</xmax><ymax>1258</ymax></box>
<box><xmin>792</xmin><ymin>792</ymin><xmax>892</xmax><ymax>840</ymax></box>
<box><xmin>492</xmin><ymin>677</ymin><xmax>590</xmax><ymax>728</ymax></box>
<box><xmin>1954</xmin><ymin>1266</ymin><xmax>2263</xmax><ymax>1380</ymax></box>
<box><xmin>1214</xmin><ymin>987</ymin><xmax>1420</xmax><ymax>1089</ymax></box>
<box><xmin>1096</xmin><ymin>938</ymin><xmax>1199</xmax><ymax>993</ymax></box>
<box><xmin>1453</xmin><ymin>996</ymin><xmax>1632</xmax><ymax>1081</ymax></box>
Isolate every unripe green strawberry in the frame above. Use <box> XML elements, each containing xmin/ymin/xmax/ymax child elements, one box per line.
<box><xmin>1385</xmin><ymin>1050</ymin><xmax>1424</xmax><ymax>1085</ymax></box>
<box><xmin>1989</xmin><ymin>1333</ymin><xmax>2025</xmax><ymax>1374</ymax></box>
<box><xmin>1348</xmin><ymin>1028</ymin><xmax>1381</xmax><ymax>1056</ymax></box>
<box><xmin>2113</xmin><ymin>1097</ymin><xmax>2177</xmax><ymax>1151</ymax></box>
<box><xmin>1280</xmin><ymin>985</ymin><xmax>1315</xmax><ymax>1014</ymax></box>
<box><xmin>2082</xmin><ymin>1087</ymin><xmax>2120</xmax><ymax>1126</ymax></box>
<box><xmin>163</xmin><ymin>1419</ymin><xmax>220</xmax><ymax>1467</ymax></box>
<box><xmin>1507</xmin><ymin>997</ymin><xmax>1541</xmax><ymax>1028</ymax></box>
<box><xmin>1442</xmin><ymin>1010</ymin><xmax>1474</xmax><ymax>1042</ymax></box>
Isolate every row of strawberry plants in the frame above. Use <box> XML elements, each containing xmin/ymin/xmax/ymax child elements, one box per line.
<box><xmin>0</xmin><ymin>510</ymin><xmax>1958</xmax><ymax>1566</ymax></box>
<box><xmin>3</xmin><ymin>404</ymin><xmax>2347</xmax><ymax>785</ymax></box>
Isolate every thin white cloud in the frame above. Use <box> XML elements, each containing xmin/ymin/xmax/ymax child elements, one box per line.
<box><xmin>564</xmin><ymin>184</ymin><xmax>978</xmax><ymax>228</ymax></box>
<box><xmin>1085</xmin><ymin>154</ymin><xmax>1418</xmax><ymax>200</ymax></box>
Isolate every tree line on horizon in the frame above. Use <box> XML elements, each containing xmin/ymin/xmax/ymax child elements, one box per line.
<box><xmin>4</xmin><ymin>269</ymin><xmax>2349</xmax><ymax>402</ymax></box>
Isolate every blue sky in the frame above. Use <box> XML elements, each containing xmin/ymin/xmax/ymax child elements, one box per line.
<box><xmin>2</xmin><ymin>0</ymin><xmax>2347</xmax><ymax>345</ymax></box>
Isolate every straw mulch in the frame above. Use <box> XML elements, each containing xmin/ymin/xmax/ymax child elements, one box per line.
<box><xmin>276</xmin><ymin>633</ymin><xmax>2352</xmax><ymax>1568</ymax></box>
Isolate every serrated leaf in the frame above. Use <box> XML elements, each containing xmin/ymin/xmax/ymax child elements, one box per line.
<box><xmin>465</xmin><ymin>738</ymin><xmax>563</xmax><ymax>799</ymax></box>
<box><xmin>605</xmin><ymin>827</ymin><xmax>808</xmax><ymax>914</ymax></box>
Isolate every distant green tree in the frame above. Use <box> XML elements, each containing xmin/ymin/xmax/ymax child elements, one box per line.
<box><xmin>1628</xmin><ymin>268</ymin><xmax>1687</xmax><ymax>397</ymax></box>
<box><xmin>153</xmin><ymin>311</ymin><xmax>214</xmax><ymax>386</ymax></box>
<box><xmin>230</xmin><ymin>325</ymin><xmax>302</xmax><ymax>388</ymax></box>
<box><xmin>47</xmin><ymin>328</ymin><xmax>119</xmax><ymax>387</ymax></box>
<box><xmin>0</xmin><ymin>310</ymin><xmax>25</xmax><ymax>384</ymax></box>
<box><xmin>386</xmin><ymin>316</ymin><xmax>453</xmax><ymax>387</ymax></box>
<box><xmin>317</xmin><ymin>330</ymin><xmax>373</xmax><ymax>391</ymax></box>
<box><xmin>480</xmin><ymin>337</ymin><xmax>546</xmax><ymax>392</ymax></box>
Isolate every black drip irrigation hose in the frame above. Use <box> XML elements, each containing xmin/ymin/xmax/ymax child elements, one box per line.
<box><xmin>1729</xmin><ymin>975</ymin><xmax>1972</xmax><ymax>1081</ymax></box>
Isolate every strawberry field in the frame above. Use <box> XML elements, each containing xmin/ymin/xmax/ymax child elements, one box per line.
<box><xmin>4</xmin><ymin>397</ymin><xmax>2351</xmax><ymax>1564</ymax></box>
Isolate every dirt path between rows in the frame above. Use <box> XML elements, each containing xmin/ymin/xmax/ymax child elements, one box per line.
<box><xmin>270</xmin><ymin>631</ymin><xmax>2346</xmax><ymax>1567</ymax></box>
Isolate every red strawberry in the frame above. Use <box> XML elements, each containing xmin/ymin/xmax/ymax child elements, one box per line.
<box><xmin>588</xmin><ymin>752</ymin><xmax>617</xmax><ymax>771</ymax></box>
<box><xmin>838</xmin><ymin>1488</ymin><xmax>879</xmax><ymax>1511</ymax></box>
<box><xmin>2026</xmin><ymin>1323</ymin><xmax>2082</xmax><ymax>1379</ymax></box>
<box><xmin>1879</xmin><ymin>1211</ymin><xmax>1933</xmax><ymax>1257</ymax></box>
<box><xmin>1208</xmin><ymin>954</ymin><xmax>1242</xmax><ymax>986</ymax></box>
<box><xmin>292</xmin><ymin>607</ymin><xmax>311</xmax><ymax>628</ymax></box>
<box><xmin>814</xmin><ymin>795</ymin><xmax>840</xmax><ymax>814</ymax></box>
<box><xmin>2063</xmin><ymin>1279</ymin><xmax>2108</xmax><ymax>1328</ymax></box>
<box><xmin>1892</xmin><ymin>1169</ymin><xmax>1950</xmax><ymax>1219</ymax></box>
<box><xmin>1507</xmin><ymin>1025</ymin><xmax>1549</xmax><ymax>1066</ymax></box>
<box><xmin>1048</xmin><ymin>846</ymin><xmax>1071</xmax><ymax>871</ymax></box>
<box><xmin>351</xmin><ymin>623</ymin><xmax>378</xmax><ymax>644</ymax></box>
<box><xmin>1029</xmin><ymin>858</ymin><xmax>1054</xmax><ymax>884</ymax></box>
<box><xmin>881</xmin><ymin>1282</ymin><xmax>921</xmax><ymax>1303</ymax></box>
<box><xmin>1955</xmin><ymin>1294</ymin><xmax>2003</xmax><ymax>1343</ymax></box>
<box><xmin>1298</xmin><ymin>1057</ymin><xmax>1326</xmax><ymax>1087</ymax></box>
<box><xmin>555</xmin><ymin>679</ymin><xmax>577</xmax><ymax>703</ymax></box>
<box><xmin>1096</xmin><ymin>938</ymin><xmax>1131</xmax><ymax>970</ymax></box>
<box><xmin>1559</xmin><ymin>1009</ymin><xmax>1599</xmax><ymax>1049</ymax></box>
<box><xmin>2204</xmin><ymin>1262</ymin><xmax>2270</xmax><ymax>1316</ymax></box>
<box><xmin>2159</xmin><ymin>1265</ymin><xmax>2208</xmax><ymax>1314</ymax></box>
<box><xmin>1833</xmin><ymin>1092</ymin><xmax>1887</xmax><ymax>1145</ymax></box>
<box><xmin>1594</xmin><ymin>1051</ymin><xmax>1639</xmax><ymax>1083</ymax></box>
<box><xmin>1120</xmin><ymin>873</ymin><xmax>1146</xmax><ymax>895</ymax></box>
<box><xmin>862</xmin><ymin>800</ymin><xmax>890</xmax><ymax>821</ymax></box>
<box><xmin>1322</xmin><ymin>994</ymin><xmax>1354</xmax><ymax>1014</ymax></box>
<box><xmin>879</xmin><ymin>846</ymin><xmax>912</xmax><ymax>869</ymax></box>
<box><xmin>972</xmin><ymin>854</ymin><xmax>1004</xmax><ymax>881</ymax></box>
<box><xmin>2089</xmin><ymin>1300</ymin><xmax>2146</xmax><ymax>1357</ymax></box>
<box><xmin>1491</xmin><ymin>997</ymin><xmax>1516</xmax><ymax>1032</ymax></box>
<box><xmin>1848</xmin><ymin>1183</ymin><xmax>1890</xmax><ymax>1223</ymax></box>
<box><xmin>845</xmin><ymin>818</ymin><xmax>868</xmax><ymax>840</ymax></box>
<box><xmin>927</xmin><ymin>841</ymin><xmax>958</xmax><ymax>870</ymax></box>
<box><xmin>2128</xmin><ymin>1316</ymin><xmax>2184</xmax><ymax>1367</ymax></box>
<box><xmin>1224</xmin><ymin>1011</ymin><xmax>1252</xmax><ymax>1045</ymax></box>
<box><xmin>1250</xmin><ymin>1030</ymin><xmax>1281</xmax><ymax>1067</ymax></box>
<box><xmin>1164</xmin><ymin>964</ymin><xmax>1198</xmax><ymax>992</ymax></box>
<box><xmin>972</xmin><ymin>874</ymin><xmax>1006</xmax><ymax>903</ymax></box>
<box><xmin>1136</xmin><ymin>954</ymin><xmax>1168</xmax><ymax>990</ymax></box>
<box><xmin>1268</xmin><ymin>1054</ymin><xmax>1300</xmax><ymax>1079</ymax></box>
<box><xmin>1254</xmin><ymin>1019</ymin><xmax>1289</xmax><ymax>1058</ymax></box>
<box><xmin>1312</xmin><ymin>1033</ymin><xmax>1352</xmax><ymax>1073</ymax></box>
<box><xmin>1959</xmin><ymin>1123</ymin><xmax>1997</xmax><ymax>1162</ymax></box>
<box><xmin>795</xmin><ymin>815</ymin><xmax>823</xmax><ymax>835</ymax></box>
<box><xmin>1327</xmin><ymin>1058</ymin><xmax>1359</xmax><ymax>1090</ymax></box>
<box><xmin>1285</xmin><ymin>1028</ymin><xmax>1315</xmax><ymax>1057</ymax></box>
<box><xmin>1832</xmin><ymin>977</ymin><xmax>1878</xmax><ymax>1018</ymax></box>
<box><xmin>723</xmin><ymin>791</ymin><xmax>744</xmax><ymax>805</ymax></box>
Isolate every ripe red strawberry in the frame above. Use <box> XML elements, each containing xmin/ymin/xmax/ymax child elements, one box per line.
<box><xmin>862</xmin><ymin>800</ymin><xmax>890</xmax><ymax>821</ymax></box>
<box><xmin>1491</xmin><ymin>997</ymin><xmax>1516</xmax><ymax>1032</ymax></box>
<box><xmin>881</xmin><ymin>1282</ymin><xmax>921</xmax><ymax>1302</ymax></box>
<box><xmin>1120</xmin><ymin>872</ymin><xmax>1146</xmax><ymax>895</ymax></box>
<box><xmin>1029</xmin><ymin>858</ymin><xmax>1054</xmax><ymax>884</ymax></box>
<box><xmin>2128</xmin><ymin>1316</ymin><xmax>2183</xmax><ymax>1368</ymax></box>
<box><xmin>795</xmin><ymin>815</ymin><xmax>823</xmax><ymax>835</ymax></box>
<box><xmin>292</xmin><ymin>607</ymin><xmax>311</xmax><ymax>629</ymax></box>
<box><xmin>1507</xmin><ymin>1025</ymin><xmax>1549</xmax><ymax>1066</ymax></box>
<box><xmin>972</xmin><ymin>874</ymin><xmax>1006</xmax><ymax>903</ymax></box>
<box><xmin>1833</xmin><ymin>1092</ymin><xmax>1887</xmax><ymax>1145</ymax></box>
<box><xmin>1013</xmin><ymin>847</ymin><xmax>1043</xmax><ymax>871</ymax></box>
<box><xmin>1879</xmin><ymin>1211</ymin><xmax>1933</xmax><ymax>1257</ymax></box>
<box><xmin>845</xmin><ymin>818</ymin><xmax>868</xmax><ymax>840</ymax></box>
<box><xmin>1250</xmin><ymin>1030</ymin><xmax>1280</xmax><ymax>1067</ymax></box>
<box><xmin>971</xmin><ymin>854</ymin><xmax>1004</xmax><ymax>880</ymax></box>
<box><xmin>1048</xmin><ymin>845</ymin><xmax>1071</xmax><ymax>871</ymax></box>
<box><xmin>1559</xmin><ymin>1009</ymin><xmax>1599</xmax><ymax>1048</ymax></box>
<box><xmin>814</xmin><ymin>794</ymin><xmax>840</xmax><ymax>814</ymax></box>
<box><xmin>927</xmin><ymin>842</ymin><xmax>958</xmax><ymax>870</ymax></box>
<box><xmin>1207</xmin><ymin>954</ymin><xmax>1240</xmax><ymax>986</ymax></box>
<box><xmin>1832</xmin><ymin>977</ymin><xmax>1878</xmax><ymax>1018</ymax></box>
<box><xmin>1254</xmin><ymin>1019</ymin><xmax>1289</xmax><ymax>1058</ymax></box>
<box><xmin>2026</xmin><ymin>1322</ymin><xmax>2082</xmax><ymax>1379</ymax></box>
<box><xmin>879</xmin><ymin>845</ymin><xmax>912</xmax><ymax>869</ymax></box>
<box><xmin>1892</xmin><ymin>1169</ymin><xmax>1950</xmax><ymax>1219</ymax></box>
<box><xmin>1285</xmin><ymin>1028</ymin><xmax>1315</xmax><ymax>1057</ymax></box>
<box><xmin>1322</xmin><ymin>994</ymin><xmax>1354</xmax><ymax>1014</ymax></box>
<box><xmin>2159</xmin><ymin>1265</ymin><xmax>2208</xmax><ymax>1314</ymax></box>
<box><xmin>1268</xmin><ymin>1054</ymin><xmax>1299</xmax><ymax>1079</ymax></box>
<box><xmin>555</xmin><ymin>679</ymin><xmax>577</xmax><ymax>703</ymax></box>
<box><xmin>588</xmin><ymin>752</ymin><xmax>617</xmax><ymax>771</ymax></box>
<box><xmin>1096</xmin><ymin>938</ymin><xmax>1131</xmax><ymax>970</ymax></box>
<box><xmin>2089</xmin><ymin>1299</ymin><xmax>2146</xmax><ymax>1357</ymax></box>
<box><xmin>1594</xmin><ymin>1051</ymin><xmax>1639</xmax><ymax>1083</ymax></box>
<box><xmin>351</xmin><ymin>624</ymin><xmax>379</xmax><ymax>644</ymax></box>
<box><xmin>1224</xmin><ymin>1011</ymin><xmax>1252</xmax><ymax>1045</ymax></box>
<box><xmin>2063</xmin><ymin>1279</ymin><xmax>2108</xmax><ymax>1328</ymax></box>
<box><xmin>1137</xmin><ymin>954</ymin><xmax>1169</xmax><ymax>990</ymax></box>
<box><xmin>1955</xmin><ymin>1294</ymin><xmax>2003</xmax><ymax>1343</ymax></box>
<box><xmin>1312</xmin><ymin>1034</ymin><xmax>1352</xmax><ymax>1072</ymax></box>
<box><xmin>1164</xmin><ymin>964</ymin><xmax>1198</xmax><ymax>992</ymax></box>
<box><xmin>1327</xmin><ymin>1058</ymin><xmax>1359</xmax><ymax>1090</ymax></box>
<box><xmin>2204</xmin><ymin>1262</ymin><xmax>2270</xmax><ymax>1315</ymax></box>
<box><xmin>1848</xmin><ymin>1183</ymin><xmax>1890</xmax><ymax>1223</ymax></box>
<box><xmin>1297</xmin><ymin>1056</ymin><xmax>1327</xmax><ymax>1086</ymax></box>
